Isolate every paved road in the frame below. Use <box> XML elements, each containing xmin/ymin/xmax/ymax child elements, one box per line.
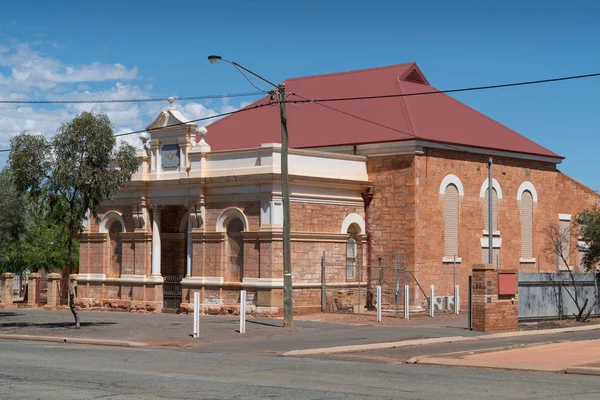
<box><xmin>0</xmin><ymin>309</ymin><xmax>477</xmax><ymax>352</ymax></box>
<box><xmin>307</xmin><ymin>328</ymin><xmax>600</xmax><ymax>364</ymax></box>
<box><xmin>2</xmin><ymin>340</ymin><xmax>600</xmax><ymax>399</ymax></box>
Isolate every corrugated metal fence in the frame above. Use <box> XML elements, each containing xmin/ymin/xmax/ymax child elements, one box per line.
<box><xmin>518</xmin><ymin>272</ymin><xmax>600</xmax><ymax>320</ymax></box>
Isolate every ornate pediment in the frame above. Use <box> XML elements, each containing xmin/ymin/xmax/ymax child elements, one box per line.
<box><xmin>146</xmin><ymin>97</ymin><xmax>197</xmax><ymax>134</ymax></box>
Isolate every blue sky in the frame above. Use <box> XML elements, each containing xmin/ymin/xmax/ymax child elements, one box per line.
<box><xmin>1</xmin><ymin>0</ymin><xmax>599</xmax><ymax>189</ymax></box>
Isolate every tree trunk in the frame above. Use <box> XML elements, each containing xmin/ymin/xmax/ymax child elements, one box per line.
<box><xmin>65</xmin><ymin>226</ymin><xmax>80</xmax><ymax>328</ymax></box>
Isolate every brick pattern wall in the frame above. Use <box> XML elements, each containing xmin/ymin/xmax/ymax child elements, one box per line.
<box><xmin>412</xmin><ymin>148</ymin><xmax>600</xmax><ymax>302</ymax></box>
<box><xmin>444</xmin><ymin>183</ymin><xmax>459</xmax><ymax>257</ymax></box>
<box><xmin>205</xmin><ymin>201</ymin><xmax>260</xmax><ymax>231</ymax></box>
<box><xmin>520</xmin><ymin>190</ymin><xmax>533</xmax><ymax>258</ymax></box>
<box><xmin>291</xmin><ymin>203</ymin><xmax>364</xmax><ymax>232</ymax></box>
<box><xmin>483</xmin><ymin>188</ymin><xmax>498</xmax><ymax>232</ymax></box>
<box><xmin>367</xmin><ymin>155</ymin><xmax>415</xmax><ymax>265</ymax></box>
<box><xmin>471</xmin><ymin>266</ymin><xmax>518</xmax><ymax>332</ymax></box>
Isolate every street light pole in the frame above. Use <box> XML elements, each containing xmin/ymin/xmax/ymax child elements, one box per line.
<box><xmin>208</xmin><ymin>56</ymin><xmax>294</xmax><ymax>327</ymax></box>
<box><xmin>278</xmin><ymin>84</ymin><xmax>293</xmax><ymax>328</ymax></box>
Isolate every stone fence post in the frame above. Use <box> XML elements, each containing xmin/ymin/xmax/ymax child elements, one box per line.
<box><xmin>45</xmin><ymin>273</ymin><xmax>62</xmax><ymax>309</ymax></box>
<box><xmin>1</xmin><ymin>273</ymin><xmax>14</xmax><ymax>306</ymax></box>
<box><xmin>27</xmin><ymin>273</ymin><xmax>41</xmax><ymax>306</ymax></box>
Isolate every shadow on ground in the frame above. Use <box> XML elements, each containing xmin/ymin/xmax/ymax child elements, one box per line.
<box><xmin>247</xmin><ymin>320</ymin><xmax>284</xmax><ymax>328</ymax></box>
<box><xmin>0</xmin><ymin>321</ymin><xmax>116</xmax><ymax>329</ymax></box>
<box><xmin>0</xmin><ymin>312</ymin><xmax>22</xmax><ymax>318</ymax></box>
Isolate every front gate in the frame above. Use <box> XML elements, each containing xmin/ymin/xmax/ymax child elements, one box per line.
<box><xmin>163</xmin><ymin>274</ymin><xmax>183</xmax><ymax>311</ymax></box>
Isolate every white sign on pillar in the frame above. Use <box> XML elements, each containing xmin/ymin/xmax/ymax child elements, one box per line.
<box><xmin>376</xmin><ymin>285</ymin><xmax>382</xmax><ymax>322</ymax></box>
<box><xmin>240</xmin><ymin>290</ymin><xmax>246</xmax><ymax>334</ymax></box>
<box><xmin>193</xmin><ymin>291</ymin><xmax>200</xmax><ymax>338</ymax></box>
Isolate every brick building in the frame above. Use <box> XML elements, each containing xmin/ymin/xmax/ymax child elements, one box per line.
<box><xmin>76</xmin><ymin>63</ymin><xmax>600</xmax><ymax>313</ymax></box>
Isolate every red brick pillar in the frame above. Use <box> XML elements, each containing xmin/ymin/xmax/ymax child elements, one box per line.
<box><xmin>471</xmin><ymin>264</ymin><xmax>518</xmax><ymax>332</ymax></box>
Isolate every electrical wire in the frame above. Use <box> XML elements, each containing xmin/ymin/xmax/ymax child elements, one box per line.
<box><xmin>287</xmin><ymin>72</ymin><xmax>600</xmax><ymax>104</ymax></box>
<box><xmin>0</xmin><ymin>101</ymin><xmax>276</xmax><ymax>152</ymax></box>
<box><xmin>288</xmin><ymin>92</ymin><xmax>467</xmax><ymax>154</ymax></box>
<box><xmin>0</xmin><ymin>92</ymin><xmax>264</xmax><ymax>104</ymax></box>
<box><xmin>2</xmin><ymin>70</ymin><xmax>600</xmax><ymax>153</ymax></box>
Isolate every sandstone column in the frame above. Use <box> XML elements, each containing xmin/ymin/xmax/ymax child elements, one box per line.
<box><xmin>1</xmin><ymin>273</ymin><xmax>14</xmax><ymax>305</ymax></box>
<box><xmin>151</xmin><ymin>205</ymin><xmax>162</xmax><ymax>276</ymax></box>
<box><xmin>27</xmin><ymin>273</ymin><xmax>40</xmax><ymax>306</ymax></box>
<box><xmin>46</xmin><ymin>273</ymin><xmax>61</xmax><ymax>309</ymax></box>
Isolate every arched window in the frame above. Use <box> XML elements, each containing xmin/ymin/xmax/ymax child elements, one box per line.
<box><xmin>482</xmin><ymin>188</ymin><xmax>500</xmax><ymax>265</ymax></box>
<box><xmin>346</xmin><ymin>223</ymin><xmax>361</xmax><ymax>280</ymax></box>
<box><xmin>108</xmin><ymin>220</ymin><xmax>123</xmax><ymax>278</ymax></box>
<box><xmin>520</xmin><ymin>190</ymin><xmax>534</xmax><ymax>258</ymax></box>
<box><xmin>444</xmin><ymin>184</ymin><xmax>459</xmax><ymax>258</ymax></box>
<box><xmin>226</xmin><ymin>218</ymin><xmax>244</xmax><ymax>282</ymax></box>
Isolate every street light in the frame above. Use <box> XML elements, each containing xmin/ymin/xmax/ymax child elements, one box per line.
<box><xmin>208</xmin><ymin>55</ymin><xmax>294</xmax><ymax>328</ymax></box>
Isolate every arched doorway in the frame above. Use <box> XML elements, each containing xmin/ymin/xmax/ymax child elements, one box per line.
<box><xmin>108</xmin><ymin>220</ymin><xmax>123</xmax><ymax>278</ymax></box>
<box><xmin>226</xmin><ymin>218</ymin><xmax>244</xmax><ymax>282</ymax></box>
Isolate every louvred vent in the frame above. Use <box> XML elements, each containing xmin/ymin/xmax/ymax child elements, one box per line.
<box><xmin>404</xmin><ymin>69</ymin><xmax>426</xmax><ymax>84</ymax></box>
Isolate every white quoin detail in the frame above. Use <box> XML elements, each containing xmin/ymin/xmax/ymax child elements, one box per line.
<box><xmin>439</xmin><ymin>174</ymin><xmax>465</xmax><ymax>196</ymax></box>
<box><xmin>341</xmin><ymin>213</ymin><xmax>366</xmax><ymax>234</ymax></box>
<box><xmin>517</xmin><ymin>181</ymin><xmax>538</xmax><ymax>202</ymax></box>
<box><xmin>479</xmin><ymin>178</ymin><xmax>503</xmax><ymax>199</ymax></box>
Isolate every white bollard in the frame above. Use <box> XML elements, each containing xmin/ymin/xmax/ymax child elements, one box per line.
<box><xmin>454</xmin><ymin>285</ymin><xmax>460</xmax><ymax>315</ymax></box>
<box><xmin>430</xmin><ymin>284</ymin><xmax>435</xmax><ymax>318</ymax></box>
<box><xmin>376</xmin><ymin>285</ymin><xmax>382</xmax><ymax>322</ymax></box>
<box><xmin>404</xmin><ymin>285</ymin><xmax>409</xmax><ymax>320</ymax></box>
<box><xmin>240</xmin><ymin>290</ymin><xmax>246</xmax><ymax>334</ymax></box>
<box><xmin>193</xmin><ymin>291</ymin><xmax>200</xmax><ymax>338</ymax></box>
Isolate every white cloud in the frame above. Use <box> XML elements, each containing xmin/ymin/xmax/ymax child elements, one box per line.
<box><xmin>0</xmin><ymin>43</ymin><xmax>138</xmax><ymax>90</ymax></box>
<box><xmin>0</xmin><ymin>41</ymin><xmax>245</xmax><ymax>158</ymax></box>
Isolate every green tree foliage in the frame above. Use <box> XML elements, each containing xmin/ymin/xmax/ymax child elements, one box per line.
<box><xmin>575</xmin><ymin>208</ymin><xmax>600</xmax><ymax>271</ymax></box>
<box><xmin>0</xmin><ymin>170</ymin><xmax>28</xmax><ymax>274</ymax></box>
<box><xmin>9</xmin><ymin>112</ymin><xmax>138</xmax><ymax>327</ymax></box>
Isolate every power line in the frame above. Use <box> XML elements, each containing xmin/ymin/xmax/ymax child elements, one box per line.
<box><xmin>287</xmin><ymin>72</ymin><xmax>600</xmax><ymax>104</ymax></box>
<box><xmin>0</xmin><ymin>92</ymin><xmax>264</xmax><ymax>104</ymax></box>
<box><xmin>0</xmin><ymin>101</ymin><xmax>276</xmax><ymax>152</ymax></box>
<box><xmin>2</xmin><ymin>70</ymin><xmax>599</xmax><ymax>153</ymax></box>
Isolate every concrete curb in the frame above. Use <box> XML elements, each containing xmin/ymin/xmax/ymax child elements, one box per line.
<box><xmin>0</xmin><ymin>334</ymin><xmax>148</xmax><ymax>348</ymax></box>
<box><xmin>282</xmin><ymin>324</ymin><xmax>600</xmax><ymax>357</ymax></box>
<box><xmin>564</xmin><ymin>366</ymin><xmax>600</xmax><ymax>376</ymax></box>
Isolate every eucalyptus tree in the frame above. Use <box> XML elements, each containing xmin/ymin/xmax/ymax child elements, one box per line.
<box><xmin>9</xmin><ymin>112</ymin><xmax>138</xmax><ymax>327</ymax></box>
<box><xmin>0</xmin><ymin>170</ymin><xmax>28</xmax><ymax>274</ymax></box>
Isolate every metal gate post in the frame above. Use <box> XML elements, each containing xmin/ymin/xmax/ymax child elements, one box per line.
<box><xmin>376</xmin><ymin>285</ymin><xmax>382</xmax><ymax>322</ymax></box>
<box><xmin>321</xmin><ymin>251</ymin><xmax>326</xmax><ymax>312</ymax></box>
<box><xmin>468</xmin><ymin>275</ymin><xmax>472</xmax><ymax>330</ymax></box>
<box><xmin>404</xmin><ymin>285</ymin><xmax>409</xmax><ymax>320</ymax></box>
<box><xmin>240</xmin><ymin>290</ymin><xmax>246</xmax><ymax>334</ymax></box>
<box><xmin>193</xmin><ymin>291</ymin><xmax>200</xmax><ymax>338</ymax></box>
<box><xmin>395</xmin><ymin>252</ymin><xmax>400</xmax><ymax>319</ymax></box>
<box><xmin>430</xmin><ymin>284</ymin><xmax>435</xmax><ymax>318</ymax></box>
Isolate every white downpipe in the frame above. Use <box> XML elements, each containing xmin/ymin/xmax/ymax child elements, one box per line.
<box><xmin>186</xmin><ymin>215</ymin><xmax>192</xmax><ymax>277</ymax></box>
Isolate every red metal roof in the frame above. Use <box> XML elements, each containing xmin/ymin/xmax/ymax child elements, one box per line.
<box><xmin>203</xmin><ymin>63</ymin><xmax>561</xmax><ymax>159</ymax></box>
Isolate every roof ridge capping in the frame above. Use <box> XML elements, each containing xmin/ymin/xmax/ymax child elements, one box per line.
<box><xmin>285</xmin><ymin>62</ymin><xmax>420</xmax><ymax>83</ymax></box>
